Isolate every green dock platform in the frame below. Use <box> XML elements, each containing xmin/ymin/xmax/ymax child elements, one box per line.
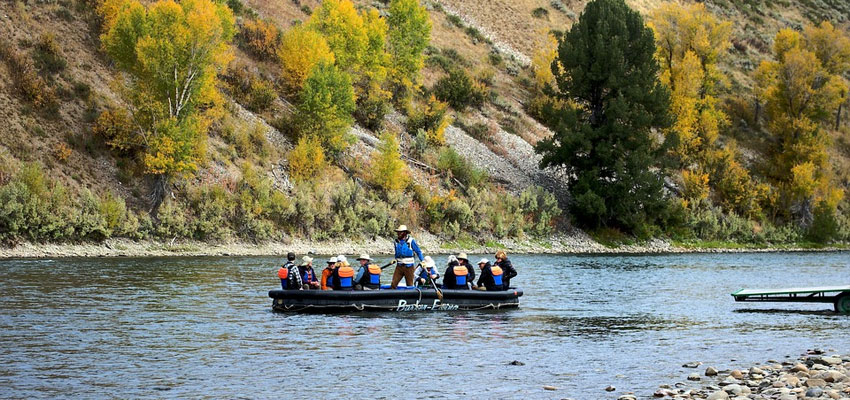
<box><xmin>731</xmin><ymin>286</ymin><xmax>850</xmax><ymax>314</ymax></box>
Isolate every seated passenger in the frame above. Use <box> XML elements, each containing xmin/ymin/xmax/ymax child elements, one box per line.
<box><xmin>354</xmin><ymin>254</ymin><xmax>381</xmax><ymax>290</ymax></box>
<box><xmin>443</xmin><ymin>256</ymin><xmax>471</xmax><ymax>290</ymax></box>
<box><xmin>321</xmin><ymin>257</ymin><xmax>337</xmax><ymax>290</ymax></box>
<box><xmin>414</xmin><ymin>256</ymin><xmax>440</xmax><ymax>288</ymax></box>
<box><xmin>493</xmin><ymin>250</ymin><xmax>517</xmax><ymax>289</ymax></box>
<box><xmin>475</xmin><ymin>258</ymin><xmax>504</xmax><ymax>291</ymax></box>
<box><xmin>278</xmin><ymin>252</ymin><xmax>300</xmax><ymax>290</ymax></box>
<box><xmin>457</xmin><ymin>252</ymin><xmax>475</xmax><ymax>283</ymax></box>
<box><xmin>297</xmin><ymin>256</ymin><xmax>320</xmax><ymax>289</ymax></box>
<box><xmin>332</xmin><ymin>260</ymin><xmax>355</xmax><ymax>291</ymax></box>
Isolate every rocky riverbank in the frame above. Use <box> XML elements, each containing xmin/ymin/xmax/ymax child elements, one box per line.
<box><xmin>619</xmin><ymin>351</ymin><xmax>850</xmax><ymax>400</ymax></box>
<box><xmin>0</xmin><ymin>231</ymin><xmax>847</xmax><ymax>259</ymax></box>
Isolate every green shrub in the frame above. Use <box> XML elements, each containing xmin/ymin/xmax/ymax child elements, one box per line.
<box><xmin>532</xmin><ymin>7</ymin><xmax>549</xmax><ymax>18</ymax></box>
<box><xmin>75</xmin><ymin>189</ymin><xmax>109</xmax><ymax>241</ymax></box>
<box><xmin>446</xmin><ymin>14</ymin><xmax>463</xmax><ymax>28</ymax></box>
<box><xmin>433</xmin><ymin>68</ymin><xmax>487</xmax><ymax>111</ymax></box>
<box><xmin>436</xmin><ymin>147</ymin><xmax>488</xmax><ymax>188</ymax></box>
<box><xmin>0</xmin><ymin>163</ymin><xmax>74</xmax><ymax>243</ymax></box>
<box><xmin>806</xmin><ymin>201</ymin><xmax>840</xmax><ymax>243</ymax></box>
<box><xmin>0</xmin><ymin>39</ymin><xmax>58</xmax><ymax>110</ymax></box>
<box><xmin>247</xmin><ymin>79</ymin><xmax>276</xmax><ymax>112</ymax></box>
<box><xmin>187</xmin><ymin>184</ymin><xmax>233</xmax><ymax>241</ymax></box>
<box><xmin>155</xmin><ymin>200</ymin><xmax>190</xmax><ymax>239</ymax></box>
<box><xmin>33</xmin><ymin>33</ymin><xmax>66</xmax><ymax>74</ymax></box>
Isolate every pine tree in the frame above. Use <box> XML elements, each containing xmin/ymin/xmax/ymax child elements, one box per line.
<box><xmin>535</xmin><ymin>0</ymin><xmax>671</xmax><ymax>232</ymax></box>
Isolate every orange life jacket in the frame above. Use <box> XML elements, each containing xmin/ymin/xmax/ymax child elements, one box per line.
<box><xmin>338</xmin><ymin>266</ymin><xmax>355</xmax><ymax>278</ymax></box>
<box><xmin>277</xmin><ymin>267</ymin><xmax>289</xmax><ymax>279</ymax></box>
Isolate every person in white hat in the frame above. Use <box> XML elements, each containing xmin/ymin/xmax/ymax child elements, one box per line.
<box><xmin>321</xmin><ymin>256</ymin><xmax>337</xmax><ymax>290</ymax></box>
<box><xmin>474</xmin><ymin>257</ymin><xmax>504</xmax><ymax>291</ymax></box>
<box><xmin>456</xmin><ymin>252</ymin><xmax>476</xmax><ymax>284</ymax></box>
<box><xmin>297</xmin><ymin>256</ymin><xmax>320</xmax><ymax>289</ymax></box>
<box><xmin>353</xmin><ymin>254</ymin><xmax>381</xmax><ymax>290</ymax></box>
<box><xmin>413</xmin><ymin>256</ymin><xmax>440</xmax><ymax>288</ymax></box>
<box><xmin>391</xmin><ymin>225</ymin><xmax>425</xmax><ymax>288</ymax></box>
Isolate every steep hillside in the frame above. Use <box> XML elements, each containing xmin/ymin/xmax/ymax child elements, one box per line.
<box><xmin>0</xmin><ymin>0</ymin><xmax>848</xmax><ymax>250</ymax></box>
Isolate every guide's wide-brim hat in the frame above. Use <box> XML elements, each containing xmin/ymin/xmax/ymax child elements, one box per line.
<box><xmin>395</xmin><ymin>225</ymin><xmax>409</xmax><ymax>232</ymax></box>
<box><xmin>356</xmin><ymin>254</ymin><xmax>371</xmax><ymax>261</ymax></box>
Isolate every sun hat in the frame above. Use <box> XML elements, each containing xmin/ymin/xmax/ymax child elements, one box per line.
<box><xmin>327</xmin><ymin>256</ymin><xmax>337</xmax><ymax>264</ymax></box>
<box><xmin>395</xmin><ymin>225</ymin><xmax>409</xmax><ymax>232</ymax></box>
<box><xmin>356</xmin><ymin>254</ymin><xmax>371</xmax><ymax>261</ymax></box>
<box><xmin>337</xmin><ymin>255</ymin><xmax>347</xmax><ymax>263</ymax></box>
<box><xmin>302</xmin><ymin>255</ymin><xmax>313</xmax><ymax>264</ymax></box>
<box><xmin>422</xmin><ymin>256</ymin><xmax>435</xmax><ymax>268</ymax></box>
<box><xmin>457</xmin><ymin>253</ymin><xmax>468</xmax><ymax>261</ymax></box>
<box><xmin>477</xmin><ymin>258</ymin><xmax>488</xmax><ymax>265</ymax></box>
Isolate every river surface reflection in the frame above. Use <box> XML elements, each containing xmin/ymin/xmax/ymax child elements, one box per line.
<box><xmin>1</xmin><ymin>252</ymin><xmax>848</xmax><ymax>399</ymax></box>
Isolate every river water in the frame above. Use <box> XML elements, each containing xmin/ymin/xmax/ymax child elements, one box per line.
<box><xmin>1</xmin><ymin>252</ymin><xmax>848</xmax><ymax>399</ymax></box>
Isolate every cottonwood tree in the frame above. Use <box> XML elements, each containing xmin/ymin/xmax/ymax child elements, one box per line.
<box><xmin>370</xmin><ymin>131</ymin><xmax>410</xmax><ymax>193</ymax></box>
<box><xmin>99</xmin><ymin>0</ymin><xmax>235</xmax><ymax>212</ymax></box>
<box><xmin>386</xmin><ymin>0</ymin><xmax>432</xmax><ymax>102</ymax></box>
<box><xmin>649</xmin><ymin>3</ymin><xmax>766</xmax><ymax>218</ymax></box>
<box><xmin>277</xmin><ymin>26</ymin><xmax>335</xmax><ymax>96</ymax></box>
<box><xmin>755</xmin><ymin>24</ymin><xmax>848</xmax><ymax>228</ymax></box>
<box><xmin>535</xmin><ymin>0</ymin><xmax>671</xmax><ymax>233</ymax></box>
<box><xmin>292</xmin><ymin>62</ymin><xmax>356</xmax><ymax>154</ymax></box>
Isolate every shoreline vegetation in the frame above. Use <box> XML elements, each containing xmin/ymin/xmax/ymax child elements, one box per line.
<box><xmin>2</xmin><ymin>235</ymin><xmax>847</xmax><ymax>259</ymax></box>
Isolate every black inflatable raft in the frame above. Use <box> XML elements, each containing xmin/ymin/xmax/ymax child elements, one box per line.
<box><xmin>269</xmin><ymin>288</ymin><xmax>524</xmax><ymax>312</ymax></box>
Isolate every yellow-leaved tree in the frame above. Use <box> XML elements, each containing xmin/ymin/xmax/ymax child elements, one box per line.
<box><xmin>98</xmin><ymin>0</ymin><xmax>234</xmax><ymax>212</ymax></box>
<box><xmin>307</xmin><ymin>0</ymin><xmax>391</xmax><ymax>130</ymax></box>
<box><xmin>287</xmin><ymin>135</ymin><xmax>326</xmax><ymax>183</ymax></box>
<box><xmin>370</xmin><ymin>131</ymin><xmax>409</xmax><ymax>193</ymax></box>
<box><xmin>386</xmin><ymin>0</ymin><xmax>432</xmax><ymax>102</ymax></box>
<box><xmin>649</xmin><ymin>3</ymin><xmax>766</xmax><ymax>218</ymax></box>
<box><xmin>277</xmin><ymin>25</ymin><xmax>335</xmax><ymax>96</ymax></box>
<box><xmin>755</xmin><ymin>24</ymin><xmax>849</xmax><ymax>226</ymax></box>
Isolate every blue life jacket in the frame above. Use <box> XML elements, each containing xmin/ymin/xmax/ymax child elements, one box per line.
<box><xmin>337</xmin><ymin>266</ymin><xmax>355</xmax><ymax>290</ymax></box>
<box><xmin>453</xmin><ymin>265</ymin><xmax>468</xmax><ymax>287</ymax></box>
<box><xmin>367</xmin><ymin>264</ymin><xmax>381</xmax><ymax>285</ymax></box>
<box><xmin>491</xmin><ymin>266</ymin><xmax>504</xmax><ymax>288</ymax></box>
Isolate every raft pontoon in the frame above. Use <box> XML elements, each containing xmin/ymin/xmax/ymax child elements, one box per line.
<box><xmin>731</xmin><ymin>286</ymin><xmax>850</xmax><ymax>314</ymax></box>
<box><xmin>269</xmin><ymin>287</ymin><xmax>524</xmax><ymax>312</ymax></box>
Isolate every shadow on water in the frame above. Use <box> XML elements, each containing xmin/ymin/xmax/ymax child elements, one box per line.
<box><xmin>519</xmin><ymin>314</ymin><xmax>702</xmax><ymax>338</ymax></box>
<box><xmin>733</xmin><ymin>308</ymin><xmax>843</xmax><ymax>316</ymax></box>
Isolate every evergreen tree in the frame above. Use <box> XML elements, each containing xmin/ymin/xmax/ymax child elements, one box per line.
<box><xmin>535</xmin><ymin>0</ymin><xmax>671</xmax><ymax>232</ymax></box>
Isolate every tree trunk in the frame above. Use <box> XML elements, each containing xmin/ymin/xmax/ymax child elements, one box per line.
<box><xmin>149</xmin><ymin>173</ymin><xmax>170</xmax><ymax>217</ymax></box>
<box><xmin>836</xmin><ymin>102</ymin><xmax>843</xmax><ymax>130</ymax></box>
<box><xmin>753</xmin><ymin>100</ymin><xmax>761</xmax><ymax>128</ymax></box>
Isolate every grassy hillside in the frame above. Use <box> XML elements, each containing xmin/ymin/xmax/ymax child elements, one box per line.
<box><xmin>0</xmin><ymin>0</ymin><xmax>848</xmax><ymax>247</ymax></box>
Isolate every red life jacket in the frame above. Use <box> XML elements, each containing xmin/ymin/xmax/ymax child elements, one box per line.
<box><xmin>277</xmin><ymin>267</ymin><xmax>289</xmax><ymax>279</ymax></box>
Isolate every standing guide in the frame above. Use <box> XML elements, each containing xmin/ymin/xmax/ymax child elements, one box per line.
<box><xmin>391</xmin><ymin>225</ymin><xmax>424</xmax><ymax>289</ymax></box>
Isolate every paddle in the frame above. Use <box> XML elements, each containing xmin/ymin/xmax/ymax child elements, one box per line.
<box><xmin>380</xmin><ymin>260</ymin><xmax>397</xmax><ymax>270</ymax></box>
<box><xmin>426</xmin><ymin>265</ymin><xmax>444</xmax><ymax>301</ymax></box>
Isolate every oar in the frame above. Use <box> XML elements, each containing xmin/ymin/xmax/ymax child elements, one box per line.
<box><xmin>427</xmin><ymin>267</ymin><xmax>444</xmax><ymax>301</ymax></box>
<box><xmin>380</xmin><ymin>260</ymin><xmax>397</xmax><ymax>270</ymax></box>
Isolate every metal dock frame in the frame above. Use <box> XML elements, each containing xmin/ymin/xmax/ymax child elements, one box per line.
<box><xmin>731</xmin><ymin>286</ymin><xmax>850</xmax><ymax>314</ymax></box>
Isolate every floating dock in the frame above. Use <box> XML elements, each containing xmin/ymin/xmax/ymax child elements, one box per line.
<box><xmin>731</xmin><ymin>286</ymin><xmax>850</xmax><ymax>314</ymax></box>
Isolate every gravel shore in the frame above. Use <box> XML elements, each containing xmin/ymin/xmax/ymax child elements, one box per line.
<box><xmin>618</xmin><ymin>351</ymin><xmax>850</xmax><ymax>400</ymax></box>
<box><xmin>0</xmin><ymin>231</ymin><xmax>846</xmax><ymax>259</ymax></box>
